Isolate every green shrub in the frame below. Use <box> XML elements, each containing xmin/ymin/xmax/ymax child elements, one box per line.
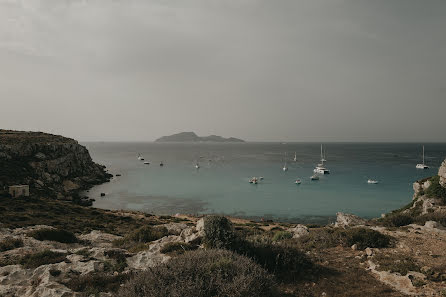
<box><xmin>239</xmin><ymin>241</ymin><xmax>312</xmax><ymax>281</ymax></box>
<box><xmin>117</xmin><ymin>249</ymin><xmax>277</xmax><ymax>297</ymax></box>
<box><xmin>203</xmin><ymin>216</ymin><xmax>238</xmax><ymax>250</ymax></box>
<box><xmin>382</xmin><ymin>214</ymin><xmax>414</xmax><ymax>227</ymax></box>
<box><xmin>28</xmin><ymin>228</ymin><xmax>78</xmax><ymax>243</ymax></box>
<box><xmin>426</xmin><ymin>176</ymin><xmax>446</xmax><ymax>204</ymax></box>
<box><xmin>160</xmin><ymin>242</ymin><xmax>198</xmax><ymax>255</ymax></box>
<box><xmin>113</xmin><ymin>225</ymin><xmax>169</xmax><ymax>250</ymax></box>
<box><xmin>19</xmin><ymin>250</ymin><xmax>67</xmax><ymax>269</ymax></box>
<box><xmin>0</xmin><ymin>237</ymin><xmax>23</xmax><ymax>252</ymax></box>
<box><xmin>374</xmin><ymin>254</ymin><xmax>420</xmax><ymax>276</ymax></box>
<box><xmin>343</xmin><ymin>228</ymin><xmax>391</xmax><ymax>250</ymax></box>
<box><xmin>272</xmin><ymin>231</ymin><xmax>293</xmax><ymax>242</ymax></box>
<box><xmin>65</xmin><ymin>272</ymin><xmax>131</xmax><ymax>295</ymax></box>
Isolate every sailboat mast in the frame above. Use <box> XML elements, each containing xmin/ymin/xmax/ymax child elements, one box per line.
<box><xmin>423</xmin><ymin>145</ymin><xmax>425</xmax><ymax>164</ymax></box>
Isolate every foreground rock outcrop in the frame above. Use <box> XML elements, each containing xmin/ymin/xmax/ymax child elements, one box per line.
<box><xmin>0</xmin><ymin>130</ymin><xmax>111</xmax><ymax>201</ymax></box>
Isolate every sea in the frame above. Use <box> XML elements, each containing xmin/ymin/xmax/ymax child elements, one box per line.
<box><xmin>83</xmin><ymin>142</ymin><xmax>446</xmax><ymax>224</ymax></box>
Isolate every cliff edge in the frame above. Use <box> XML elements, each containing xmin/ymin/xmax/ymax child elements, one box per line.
<box><xmin>0</xmin><ymin>130</ymin><xmax>111</xmax><ymax>200</ymax></box>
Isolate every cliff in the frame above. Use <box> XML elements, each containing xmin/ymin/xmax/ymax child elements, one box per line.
<box><xmin>155</xmin><ymin>132</ymin><xmax>245</xmax><ymax>143</ymax></box>
<box><xmin>0</xmin><ymin>130</ymin><xmax>111</xmax><ymax>200</ymax></box>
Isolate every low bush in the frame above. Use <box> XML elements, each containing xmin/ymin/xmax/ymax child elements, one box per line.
<box><xmin>117</xmin><ymin>249</ymin><xmax>277</xmax><ymax>297</ymax></box>
<box><xmin>160</xmin><ymin>242</ymin><xmax>198</xmax><ymax>255</ymax></box>
<box><xmin>65</xmin><ymin>272</ymin><xmax>131</xmax><ymax>295</ymax></box>
<box><xmin>49</xmin><ymin>269</ymin><xmax>61</xmax><ymax>277</ymax></box>
<box><xmin>426</xmin><ymin>176</ymin><xmax>446</xmax><ymax>204</ymax></box>
<box><xmin>373</xmin><ymin>254</ymin><xmax>420</xmax><ymax>276</ymax></box>
<box><xmin>0</xmin><ymin>237</ymin><xmax>23</xmax><ymax>252</ymax></box>
<box><xmin>272</xmin><ymin>231</ymin><xmax>293</xmax><ymax>242</ymax></box>
<box><xmin>113</xmin><ymin>225</ymin><xmax>169</xmax><ymax>250</ymax></box>
<box><xmin>203</xmin><ymin>216</ymin><xmax>238</xmax><ymax>250</ymax></box>
<box><xmin>342</xmin><ymin>228</ymin><xmax>391</xmax><ymax>250</ymax></box>
<box><xmin>28</xmin><ymin>228</ymin><xmax>78</xmax><ymax>243</ymax></box>
<box><xmin>19</xmin><ymin>250</ymin><xmax>67</xmax><ymax>269</ymax></box>
<box><xmin>382</xmin><ymin>213</ymin><xmax>414</xmax><ymax>227</ymax></box>
<box><xmin>104</xmin><ymin>250</ymin><xmax>128</xmax><ymax>272</ymax></box>
<box><xmin>239</xmin><ymin>241</ymin><xmax>312</xmax><ymax>281</ymax></box>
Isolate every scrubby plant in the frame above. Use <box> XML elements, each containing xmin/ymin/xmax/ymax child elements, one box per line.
<box><xmin>426</xmin><ymin>176</ymin><xmax>446</xmax><ymax>204</ymax></box>
<box><xmin>0</xmin><ymin>237</ymin><xmax>23</xmax><ymax>252</ymax></box>
<box><xmin>342</xmin><ymin>228</ymin><xmax>391</xmax><ymax>250</ymax></box>
<box><xmin>117</xmin><ymin>249</ymin><xmax>277</xmax><ymax>297</ymax></box>
<box><xmin>373</xmin><ymin>254</ymin><xmax>420</xmax><ymax>276</ymax></box>
<box><xmin>382</xmin><ymin>213</ymin><xmax>414</xmax><ymax>227</ymax></box>
<box><xmin>160</xmin><ymin>242</ymin><xmax>198</xmax><ymax>256</ymax></box>
<box><xmin>104</xmin><ymin>250</ymin><xmax>128</xmax><ymax>272</ymax></box>
<box><xmin>272</xmin><ymin>231</ymin><xmax>293</xmax><ymax>242</ymax></box>
<box><xmin>19</xmin><ymin>250</ymin><xmax>67</xmax><ymax>269</ymax></box>
<box><xmin>65</xmin><ymin>272</ymin><xmax>131</xmax><ymax>295</ymax></box>
<box><xmin>28</xmin><ymin>228</ymin><xmax>78</xmax><ymax>243</ymax></box>
<box><xmin>113</xmin><ymin>225</ymin><xmax>169</xmax><ymax>249</ymax></box>
<box><xmin>203</xmin><ymin>216</ymin><xmax>238</xmax><ymax>250</ymax></box>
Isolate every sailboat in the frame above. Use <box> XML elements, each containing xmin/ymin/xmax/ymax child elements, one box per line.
<box><xmin>314</xmin><ymin>144</ymin><xmax>330</xmax><ymax>174</ymax></box>
<box><xmin>282</xmin><ymin>152</ymin><xmax>288</xmax><ymax>171</ymax></box>
<box><xmin>321</xmin><ymin>145</ymin><xmax>327</xmax><ymax>162</ymax></box>
<box><xmin>195</xmin><ymin>162</ymin><xmax>200</xmax><ymax>169</ymax></box>
<box><xmin>293</xmin><ymin>152</ymin><xmax>297</xmax><ymax>162</ymax></box>
<box><xmin>416</xmin><ymin>145</ymin><xmax>429</xmax><ymax>169</ymax></box>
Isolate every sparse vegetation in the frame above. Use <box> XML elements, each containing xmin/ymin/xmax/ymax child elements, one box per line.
<box><xmin>113</xmin><ymin>225</ymin><xmax>169</xmax><ymax>250</ymax></box>
<box><xmin>28</xmin><ymin>228</ymin><xmax>78</xmax><ymax>243</ymax></box>
<box><xmin>272</xmin><ymin>231</ymin><xmax>293</xmax><ymax>242</ymax></box>
<box><xmin>373</xmin><ymin>254</ymin><xmax>420</xmax><ymax>276</ymax></box>
<box><xmin>343</xmin><ymin>228</ymin><xmax>391</xmax><ymax>250</ymax></box>
<box><xmin>117</xmin><ymin>249</ymin><xmax>277</xmax><ymax>297</ymax></box>
<box><xmin>160</xmin><ymin>242</ymin><xmax>198</xmax><ymax>255</ymax></box>
<box><xmin>426</xmin><ymin>176</ymin><xmax>446</xmax><ymax>204</ymax></box>
<box><xmin>382</xmin><ymin>213</ymin><xmax>414</xmax><ymax>227</ymax></box>
<box><xmin>19</xmin><ymin>250</ymin><xmax>67</xmax><ymax>269</ymax></box>
<box><xmin>65</xmin><ymin>272</ymin><xmax>132</xmax><ymax>296</ymax></box>
<box><xmin>0</xmin><ymin>237</ymin><xmax>23</xmax><ymax>252</ymax></box>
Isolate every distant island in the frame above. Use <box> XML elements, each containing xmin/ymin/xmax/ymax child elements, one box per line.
<box><xmin>155</xmin><ymin>132</ymin><xmax>245</xmax><ymax>143</ymax></box>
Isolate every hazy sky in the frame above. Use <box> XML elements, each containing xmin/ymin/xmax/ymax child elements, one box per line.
<box><xmin>1</xmin><ymin>0</ymin><xmax>445</xmax><ymax>142</ymax></box>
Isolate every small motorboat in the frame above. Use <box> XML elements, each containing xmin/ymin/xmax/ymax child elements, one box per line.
<box><xmin>367</xmin><ymin>179</ymin><xmax>379</xmax><ymax>184</ymax></box>
<box><xmin>195</xmin><ymin>163</ymin><xmax>200</xmax><ymax>169</ymax></box>
<box><xmin>160</xmin><ymin>161</ymin><xmax>164</xmax><ymax>167</ymax></box>
<box><xmin>311</xmin><ymin>174</ymin><xmax>319</xmax><ymax>180</ymax></box>
<box><xmin>295</xmin><ymin>179</ymin><xmax>302</xmax><ymax>185</ymax></box>
<box><xmin>249</xmin><ymin>177</ymin><xmax>258</xmax><ymax>184</ymax></box>
<box><xmin>137</xmin><ymin>154</ymin><xmax>143</xmax><ymax>160</ymax></box>
<box><xmin>143</xmin><ymin>161</ymin><xmax>150</xmax><ymax>165</ymax></box>
<box><xmin>259</xmin><ymin>177</ymin><xmax>264</xmax><ymax>180</ymax></box>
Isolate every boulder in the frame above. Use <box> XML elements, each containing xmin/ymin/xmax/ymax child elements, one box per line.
<box><xmin>335</xmin><ymin>212</ymin><xmax>367</xmax><ymax>228</ymax></box>
<box><xmin>196</xmin><ymin>218</ymin><xmax>205</xmax><ymax>236</ymax></box>
<box><xmin>365</xmin><ymin>248</ymin><xmax>373</xmax><ymax>257</ymax></box>
<box><xmin>162</xmin><ymin>223</ymin><xmax>188</xmax><ymax>235</ymax></box>
<box><xmin>287</xmin><ymin>224</ymin><xmax>309</xmax><ymax>239</ymax></box>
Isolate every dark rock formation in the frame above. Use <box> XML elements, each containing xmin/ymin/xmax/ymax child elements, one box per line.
<box><xmin>0</xmin><ymin>130</ymin><xmax>112</xmax><ymax>200</ymax></box>
<box><xmin>155</xmin><ymin>131</ymin><xmax>244</xmax><ymax>142</ymax></box>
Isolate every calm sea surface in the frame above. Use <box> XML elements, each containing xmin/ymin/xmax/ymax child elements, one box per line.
<box><xmin>83</xmin><ymin>142</ymin><xmax>446</xmax><ymax>223</ymax></box>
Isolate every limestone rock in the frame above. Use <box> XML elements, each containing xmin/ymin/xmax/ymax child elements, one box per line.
<box><xmin>196</xmin><ymin>218</ymin><xmax>205</xmax><ymax>236</ymax></box>
<box><xmin>439</xmin><ymin>159</ymin><xmax>446</xmax><ymax>188</ymax></box>
<box><xmin>335</xmin><ymin>212</ymin><xmax>366</xmax><ymax>228</ymax></box>
<box><xmin>365</xmin><ymin>248</ymin><xmax>373</xmax><ymax>257</ymax></box>
<box><xmin>287</xmin><ymin>224</ymin><xmax>309</xmax><ymax>239</ymax></box>
<box><xmin>162</xmin><ymin>223</ymin><xmax>188</xmax><ymax>235</ymax></box>
<box><xmin>78</xmin><ymin>231</ymin><xmax>122</xmax><ymax>248</ymax></box>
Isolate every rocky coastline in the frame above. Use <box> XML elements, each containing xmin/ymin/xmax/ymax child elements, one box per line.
<box><xmin>1</xmin><ymin>131</ymin><xmax>445</xmax><ymax>296</ymax></box>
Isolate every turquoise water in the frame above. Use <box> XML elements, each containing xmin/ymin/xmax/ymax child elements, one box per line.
<box><xmin>84</xmin><ymin>142</ymin><xmax>446</xmax><ymax>223</ymax></box>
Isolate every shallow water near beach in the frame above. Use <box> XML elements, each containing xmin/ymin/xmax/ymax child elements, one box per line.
<box><xmin>84</xmin><ymin>142</ymin><xmax>446</xmax><ymax>223</ymax></box>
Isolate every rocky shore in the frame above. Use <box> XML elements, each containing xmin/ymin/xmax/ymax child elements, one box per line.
<box><xmin>1</xmin><ymin>131</ymin><xmax>445</xmax><ymax>296</ymax></box>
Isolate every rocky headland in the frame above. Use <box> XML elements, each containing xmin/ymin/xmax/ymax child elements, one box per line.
<box><xmin>0</xmin><ymin>130</ymin><xmax>112</xmax><ymax>204</ymax></box>
<box><xmin>1</xmin><ymin>131</ymin><xmax>445</xmax><ymax>296</ymax></box>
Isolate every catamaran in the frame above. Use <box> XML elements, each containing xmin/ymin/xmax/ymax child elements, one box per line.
<box><xmin>314</xmin><ymin>145</ymin><xmax>330</xmax><ymax>174</ymax></box>
<box><xmin>416</xmin><ymin>145</ymin><xmax>429</xmax><ymax>169</ymax></box>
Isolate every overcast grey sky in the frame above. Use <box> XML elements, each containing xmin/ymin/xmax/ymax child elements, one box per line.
<box><xmin>0</xmin><ymin>0</ymin><xmax>445</xmax><ymax>142</ymax></box>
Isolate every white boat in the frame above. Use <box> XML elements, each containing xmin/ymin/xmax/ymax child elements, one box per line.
<box><xmin>295</xmin><ymin>179</ymin><xmax>301</xmax><ymax>184</ymax></box>
<box><xmin>293</xmin><ymin>152</ymin><xmax>297</xmax><ymax>162</ymax></box>
<box><xmin>249</xmin><ymin>177</ymin><xmax>258</xmax><ymax>184</ymax></box>
<box><xmin>416</xmin><ymin>145</ymin><xmax>429</xmax><ymax>169</ymax></box>
<box><xmin>283</xmin><ymin>162</ymin><xmax>288</xmax><ymax>172</ymax></box>
<box><xmin>143</xmin><ymin>161</ymin><xmax>150</xmax><ymax>165</ymax></box>
<box><xmin>314</xmin><ymin>144</ymin><xmax>330</xmax><ymax>174</ymax></box>
<box><xmin>310</xmin><ymin>174</ymin><xmax>319</xmax><ymax>180</ymax></box>
<box><xmin>137</xmin><ymin>154</ymin><xmax>143</xmax><ymax>160</ymax></box>
<box><xmin>367</xmin><ymin>179</ymin><xmax>379</xmax><ymax>184</ymax></box>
